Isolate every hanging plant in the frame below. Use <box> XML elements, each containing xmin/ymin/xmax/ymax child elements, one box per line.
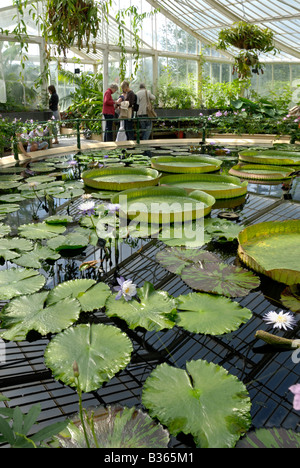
<box><xmin>217</xmin><ymin>21</ymin><xmax>279</xmax><ymax>79</ymax></box>
<box><xmin>45</xmin><ymin>0</ymin><xmax>111</xmax><ymax>57</ymax></box>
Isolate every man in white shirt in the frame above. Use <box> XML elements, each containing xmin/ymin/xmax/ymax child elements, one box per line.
<box><xmin>136</xmin><ymin>84</ymin><xmax>156</xmax><ymax>140</ymax></box>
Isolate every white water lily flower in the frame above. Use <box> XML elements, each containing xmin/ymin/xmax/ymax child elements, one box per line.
<box><xmin>78</xmin><ymin>200</ymin><xmax>96</xmax><ymax>216</ymax></box>
<box><xmin>263</xmin><ymin>310</ymin><xmax>297</xmax><ymax>331</ymax></box>
<box><xmin>114</xmin><ymin>277</ymin><xmax>137</xmax><ymax>301</ymax></box>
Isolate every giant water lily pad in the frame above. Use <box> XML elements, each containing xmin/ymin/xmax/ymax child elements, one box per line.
<box><xmin>176</xmin><ymin>292</ymin><xmax>252</xmax><ymax>335</ymax></box>
<box><xmin>159</xmin><ymin>173</ymin><xmax>247</xmax><ymax>199</ymax></box>
<box><xmin>44</xmin><ymin>323</ymin><xmax>133</xmax><ymax>392</ymax></box>
<box><xmin>151</xmin><ymin>155</ymin><xmax>222</xmax><ymax>173</ymax></box>
<box><xmin>112</xmin><ymin>186</ymin><xmax>215</xmax><ymax>224</ymax></box>
<box><xmin>238</xmin><ymin>220</ymin><xmax>300</xmax><ymax>285</ymax></box>
<box><xmin>105</xmin><ymin>282</ymin><xmax>178</xmax><ymax>331</ymax></box>
<box><xmin>56</xmin><ymin>405</ymin><xmax>169</xmax><ymax>448</ymax></box>
<box><xmin>82</xmin><ymin>167</ymin><xmax>160</xmax><ymax>191</ymax></box>
<box><xmin>0</xmin><ymin>291</ymin><xmax>81</xmax><ymax>341</ymax></box>
<box><xmin>142</xmin><ymin>360</ymin><xmax>252</xmax><ymax>448</ymax></box>
<box><xmin>18</xmin><ymin>222</ymin><xmax>66</xmax><ymax>240</ymax></box>
<box><xmin>239</xmin><ymin>149</ymin><xmax>300</xmax><ymax>166</ymax></box>
<box><xmin>181</xmin><ymin>262</ymin><xmax>260</xmax><ymax>298</ymax></box>
<box><xmin>229</xmin><ymin>164</ymin><xmax>294</xmax><ymax>180</ymax></box>
<box><xmin>0</xmin><ymin>268</ymin><xmax>45</xmax><ymax>301</ymax></box>
<box><xmin>156</xmin><ymin>247</ymin><xmax>219</xmax><ymax>275</ymax></box>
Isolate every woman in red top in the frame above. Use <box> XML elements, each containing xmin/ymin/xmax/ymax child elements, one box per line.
<box><xmin>102</xmin><ymin>83</ymin><xmax>119</xmax><ymax>141</ymax></box>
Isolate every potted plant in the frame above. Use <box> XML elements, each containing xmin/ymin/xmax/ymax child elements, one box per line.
<box><xmin>217</xmin><ymin>22</ymin><xmax>279</xmax><ymax>79</ymax></box>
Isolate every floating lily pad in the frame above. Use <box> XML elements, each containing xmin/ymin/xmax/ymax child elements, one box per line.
<box><xmin>0</xmin><ymin>181</ymin><xmax>21</xmax><ymax>190</ymax></box>
<box><xmin>82</xmin><ymin>167</ymin><xmax>160</xmax><ymax>191</ymax></box>
<box><xmin>0</xmin><ymin>268</ymin><xmax>45</xmax><ymax>301</ymax></box>
<box><xmin>159</xmin><ymin>173</ymin><xmax>248</xmax><ymax>199</ymax></box>
<box><xmin>44</xmin><ymin>323</ymin><xmax>133</xmax><ymax>392</ymax></box>
<box><xmin>181</xmin><ymin>261</ymin><xmax>260</xmax><ymax>298</ymax></box>
<box><xmin>0</xmin><ymin>291</ymin><xmax>81</xmax><ymax>341</ymax></box>
<box><xmin>112</xmin><ymin>186</ymin><xmax>215</xmax><ymax>224</ymax></box>
<box><xmin>47</xmin><ymin>233</ymin><xmax>89</xmax><ymax>251</ymax></box>
<box><xmin>204</xmin><ymin>218</ymin><xmax>244</xmax><ymax>241</ymax></box>
<box><xmin>238</xmin><ymin>220</ymin><xmax>300</xmax><ymax>285</ymax></box>
<box><xmin>105</xmin><ymin>281</ymin><xmax>178</xmax><ymax>331</ymax></box>
<box><xmin>0</xmin><ymin>204</ymin><xmax>20</xmax><ymax>215</ymax></box>
<box><xmin>54</xmin><ymin>188</ymin><xmax>85</xmax><ymax>199</ymax></box>
<box><xmin>159</xmin><ymin>221</ymin><xmax>211</xmax><ymax>248</ymax></box>
<box><xmin>56</xmin><ymin>405</ymin><xmax>170</xmax><ymax>448</ymax></box>
<box><xmin>46</xmin><ymin>279</ymin><xmax>111</xmax><ymax>312</ymax></box>
<box><xmin>236</xmin><ymin>428</ymin><xmax>300</xmax><ymax>449</ymax></box>
<box><xmin>239</xmin><ymin>149</ymin><xmax>300</xmax><ymax>166</ymax></box>
<box><xmin>0</xmin><ymin>223</ymin><xmax>11</xmax><ymax>237</ymax></box>
<box><xmin>176</xmin><ymin>292</ymin><xmax>252</xmax><ymax>335</ymax></box>
<box><xmin>142</xmin><ymin>360</ymin><xmax>252</xmax><ymax>448</ymax></box>
<box><xmin>45</xmin><ymin>215</ymin><xmax>73</xmax><ymax>225</ymax></box>
<box><xmin>0</xmin><ymin>238</ymin><xmax>33</xmax><ymax>262</ymax></box>
<box><xmin>18</xmin><ymin>222</ymin><xmax>66</xmax><ymax>240</ymax></box>
<box><xmin>151</xmin><ymin>155</ymin><xmax>222</xmax><ymax>173</ymax></box>
<box><xmin>13</xmin><ymin>244</ymin><xmax>60</xmax><ymax>268</ymax></box>
<box><xmin>229</xmin><ymin>164</ymin><xmax>294</xmax><ymax>180</ymax></box>
<box><xmin>0</xmin><ymin>194</ymin><xmax>26</xmax><ymax>203</ymax></box>
<box><xmin>280</xmin><ymin>285</ymin><xmax>300</xmax><ymax>313</ymax></box>
<box><xmin>156</xmin><ymin>247</ymin><xmax>219</xmax><ymax>275</ymax></box>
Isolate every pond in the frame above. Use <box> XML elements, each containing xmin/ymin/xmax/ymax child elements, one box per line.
<box><xmin>0</xmin><ymin>142</ymin><xmax>300</xmax><ymax>449</ymax></box>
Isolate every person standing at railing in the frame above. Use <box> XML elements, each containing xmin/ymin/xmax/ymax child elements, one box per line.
<box><xmin>102</xmin><ymin>83</ymin><xmax>119</xmax><ymax>142</ymax></box>
<box><xmin>136</xmin><ymin>84</ymin><xmax>156</xmax><ymax>140</ymax></box>
<box><xmin>121</xmin><ymin>81</ymin><xmax>136</xmax><ymax>141</ymax></box>
<box><xmin>115</xmin><ymin>93</ymin><xmax>128</xmax><ymax>142</ymax></box>
<box><xmin>48</xmin><ymin>85</ymin><xmax>60</xmax><ymax>145</ymax></box>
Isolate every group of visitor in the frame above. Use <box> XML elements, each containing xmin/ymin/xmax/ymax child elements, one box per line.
<box><xmin>102</xmin><ymin>81</ymin><xmax>156</xmax><ymax>143</ymax></box>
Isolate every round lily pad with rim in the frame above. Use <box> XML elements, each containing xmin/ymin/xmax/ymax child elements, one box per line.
<box><xmin>82</xmin><ymin>167</ymin><xmax>161</xmax><ymax>191</ymax></box>
<box><xmin>238</xmin><ymin>220</ymin><xmax>300</xmax><ymax>285</ymax></box>
<box><xmin>151</xmin><ymin>155</ymin><xmax>222</xmax><ymax>174</ymax></box>
<box><xmin>229</xmin><ymin>164</ymin><xmax>294</xmax><ymax>180</ymax></box>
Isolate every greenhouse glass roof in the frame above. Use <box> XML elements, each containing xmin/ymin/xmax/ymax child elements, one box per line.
<box><xmin>1</xmin><ymin>0</ymin><xmax>300</xmax><ymax>62</ymax></box>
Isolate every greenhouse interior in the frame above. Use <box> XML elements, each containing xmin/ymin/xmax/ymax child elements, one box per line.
<box><xmin>0</xmin><ymin>0</ymin><xmax>300</xmax><ymax>451</ymax></box>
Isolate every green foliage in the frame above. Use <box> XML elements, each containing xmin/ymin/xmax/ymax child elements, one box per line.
<box><xmin>0</xmin><ymin>400</ymin><xmax>68</xmax><ymax>448</ymax></box>
<box><xmin>200</xmin><ymin>78</ymin><xmax>251</xmax><ymax>109</ymax></box>
<box><xmin>156</xmin><ymin>67</ymin><xmax>198</xmax><ymax>109</ymax></box>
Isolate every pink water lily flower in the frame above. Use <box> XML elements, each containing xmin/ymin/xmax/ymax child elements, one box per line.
<box><xmin>289</xmin><ymin>384</ymin><xmax>300</xmax><ymax>411</ymax></box>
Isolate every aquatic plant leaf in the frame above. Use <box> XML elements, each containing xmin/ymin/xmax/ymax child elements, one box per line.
<box><xmin>0</xmin><ymin>204</ymin><xmax>20</xmax><ymax>215</ymax></box>
<box><xmin>0</xmin><ymin>194</ymin><xmax>26</xmax><ymax>203</ymax></box>
<box><xmin>280</xmin><ymin>285</ymin><xmax>300</xmax><ymax>313</ymax></box>
<box><xmin>176</xmin><ymin>292</ymin><xmax>252</xmax><ymax>335</ymax></box>
<box><xmin>46</xmin><ymin>279</ymin><xmax>96</xmax><ymax>306</ymax></box>
<box><xmin>44</xmin><ymin>323</ymin><xmax>133</xmax><ymax>392</ymax></box>
<box><xmin>57</xmin><ymin>406</ymin><xmax>169</xmax><ymax>448</ymax></box>
<box><xmin>0</xmin><ymin>224</ymin><xmax>11</xmax><ymax>237</ymax></box>
<box><xmin>238</xmin><ymin>220</ymin><xmax>300</xmax><ymax>285</ymax></box>
<box><xmin>236</xmin><ymin>428</ymin><xmax>300</xmax><ymax>448</ymax></box>
<box><xmin>45</xmin><ymin>215</ymin><xmax>73</xmax><ymax>225</ymax></box>
<box><xmin>181</xmin><ymin>262</ymin><xmax>260</xmax><ymax>297</ymax></box>
<box><xmin>18</xmin><ymin>222</ymin><xmax>66</xmax><ymax>240</ymax></box>
<box><xmin>0</xmin><ymin>238</ymin><xmax>33</xmax><ymax>262</ymax></box>
<box><xmin>105</xmin><ymin>281</ymin><xmax>178</xmax><ymax>331</ymax></box>
<box><xmin>0</xmin><ymin>268</ymin><xmax>45</xmax><ymax>301</ymax></box>
<box><xmin>54</xmin><ymin>188</ymin><xmax>85</xmax><ymax>199</ymax></box>
<box><xmin>156</xmin><ymin>247</ymin><xmax>219</xmax><ymax>275</ymax></box>
<box><xmin>47</xmin><ymin>233</ymin><xmax>89</xmax><ymax>251</ymax></box>
<box><xmin>142</xmin><ymin>360</ymin><xmax>251</xmax><ymax>448</ymax></box>
<box><xmin>204</xmin><ymin>219</ymin><xmax>244</xmax><ymax>241</ymax></box>
<box><xmin>13</xmin><ymin>245</ymin><xmax>60</xmax><ymax>269</ymax></box>
<box><xmin>77</xmin><ymin>282</ymin><xmax>111</xmax><ymax>312</ymax></box>
<box><xmin>159</xmin><ymin>221</ymin><xmax>211</xmax><ymax>248</ymax></box>
<box><xmin>0</xmin><ymin>181</ymin><xmax>21</xmax><ymax>190</ymax></box>
<box><xmin>0</xmin><ymin>291</ymin><xmax>81</xmax><ymax>341</ymax></box>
